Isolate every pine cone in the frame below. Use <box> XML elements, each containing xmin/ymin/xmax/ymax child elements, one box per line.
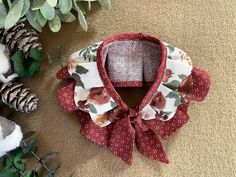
<box><xmin>0</xmin><ymin>19</ymin><xmax>42</xmax><ymax>58</ymax></box>
<box><xmin>0</xmin><ymin>82</ymin><xmax>39</xmax><ymax>113</ymax></box>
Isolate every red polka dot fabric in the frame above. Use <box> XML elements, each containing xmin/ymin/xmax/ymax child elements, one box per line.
<box><xmin>191</xmin><ymin>67</ymin><xmax>211</xmax><ymax>101</ymax></box>
<box><xmin>146</xmin><ymin>104</ymin><xmax>189</xmax><ymax>138</ymax></box>
<box><xmin>58</xmin><ymin>81</ymin><xmax>78</xmax><ymax>112</ymax></box>
<box><xmin>56</xmin><ymin>60</ymin><xmax>211</xmax><ymax>165</ymax></box>
<box><xmin>56</xmin><ymin>66</ymin><xmax>70</xmax><ymax>80</ymax></box>
<box><xmin>135</xmin><ymin>124</ymin><xmax>169</xmax><ymax>163</ymax></box>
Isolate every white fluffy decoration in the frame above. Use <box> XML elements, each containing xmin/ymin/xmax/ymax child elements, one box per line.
<box><xmin>0</xmin><ymin>44</ymin><xmax>18</xmax><ymax>83</ymax></box>
<box><xmin>0</xmin><ymin>116</ymin><xmax>23</xmax><ymax>157</ymax></box>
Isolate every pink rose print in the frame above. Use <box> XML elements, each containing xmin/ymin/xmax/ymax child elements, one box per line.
<box><xmin>151</xmin><ymin>92</ymin><xmax>166</xmax><ymax>109</ymax></box>
<box><xmin>87</xmin><ymin>87</ymin><xmax>110</xmax><ymax>105</ymax></box>
<box><xmin>162</xmin><ymin>69</ymin><xmax>173</xmax><ymax>83</ymax></box>
<box><xmin>178</xmin><ymin>75</ymin><xmax>193</xmax><ymax>103</ymax></box>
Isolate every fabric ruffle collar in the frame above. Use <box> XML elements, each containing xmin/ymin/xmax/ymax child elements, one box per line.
<box><xmin>57</xmin><ymin>33</ymin><xmax>211</xmax><ymax>165</ymax></box>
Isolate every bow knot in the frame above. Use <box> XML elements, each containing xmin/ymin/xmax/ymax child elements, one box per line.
<box><xmin>128</xmin><ymin>107</ymin><xmax>139</xmax><ymax>118</ymax></box>
<box><xmin>126</xmin><ymin>107</ymin><xmax>149</xmax><ymax>132</ymax></box>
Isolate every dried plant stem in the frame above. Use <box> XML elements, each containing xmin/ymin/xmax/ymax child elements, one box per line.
<box><xmin>21</xmin><ymin>141</ymin><xmax>54</xmax><ymax>176</ymax></box>
<box><xmin>57</xmin><ymin>45</ymin><xmax>63</xmax><ymax>68</ymax></box>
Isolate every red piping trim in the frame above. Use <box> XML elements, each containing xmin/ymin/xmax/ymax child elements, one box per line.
<box><xmin>96</xmin><ymin>33</ymin><xmax>167</xmax><ymax>111</ymax></box>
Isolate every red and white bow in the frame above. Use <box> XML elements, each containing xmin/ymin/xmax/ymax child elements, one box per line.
<box><xmin>57</xmin><ymin>66</ymin><xmax>211</xmax><ymax>164</ymax></box>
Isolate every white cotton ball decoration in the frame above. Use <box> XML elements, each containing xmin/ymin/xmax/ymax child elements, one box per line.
<box><xmin>0</xmin><ymin>116</ymin><xmax>23</xmax><ymax>157</ymax></box>
<box><xmin>0</xmin><ymin>44</ymin><xmax>18</xmax><ymax>83</ymax></box>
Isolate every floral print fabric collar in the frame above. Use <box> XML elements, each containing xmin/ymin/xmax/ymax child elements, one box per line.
<box><xmin>67</xmin><ymin>37</ymin><xmax>192</xmax><ymax>126</ymax></box>
<box><xmin>57</xmin><ymin>33</ymin><xmax>211</xmax><ymax>165</ymax></box>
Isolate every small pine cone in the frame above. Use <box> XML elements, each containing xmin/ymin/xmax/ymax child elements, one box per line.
<box><xmin>1</xmin><ymin>18</ymin><xmax>42</xmax><ymax>58</ymax></box>
<box><xmin>0</xmin><ymin>82</ymin><xmax>39</xmax><ymax>113</ymax></box>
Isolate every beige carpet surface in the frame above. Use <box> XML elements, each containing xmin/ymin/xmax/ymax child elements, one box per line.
<box><xmin>13</xmin><ymin>0</ymin><xmax>236</xmax><ymax>176</ymax></box>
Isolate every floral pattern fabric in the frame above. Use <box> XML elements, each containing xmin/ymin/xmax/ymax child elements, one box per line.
<box><xmin>68</xmin><ymin>55</ymin><xmax>117</xmax><ymax>127</ymax></box>
<box><xmin>67</xmin><ymin>41</ymin><xmax>193</xmax><ymax>126</ymax></box>
<box><xmin>57</xmin><ymin>33</ymin><xmax>211</xmax><ymax>165</ymax></box>
<box><xmin>140</xmin><ymin>43</ymin><xmax>193</xmax><ymax>121</ymax></box>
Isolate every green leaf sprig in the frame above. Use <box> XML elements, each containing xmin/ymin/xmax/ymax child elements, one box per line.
<box><xmin>10</xmin><ymin>48</ymin><xmax>42</xmax><ymax>78</ymax></box>
<box><xmin>0</xmin><ymin>131</ymin><xmax>60</xmax><ymax>177</ymax></box>
<box><xmin>0</xmin><ymin>0</ymin><xmax>111</xmax><ymax>32</ymax></box>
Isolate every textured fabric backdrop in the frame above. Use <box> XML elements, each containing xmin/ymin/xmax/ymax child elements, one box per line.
<box><xmin>12</xmin><ymin>0</ymin><xmax>236</xmax><ymax>176</ymax></box>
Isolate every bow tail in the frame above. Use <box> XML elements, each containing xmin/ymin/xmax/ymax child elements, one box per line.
<box><xmin>108</xmin><ymin>117</ymin><xmax>135</xmax><ymax>165</ymax></box>
<box><xmin>134</xmin><ymin>124</ymin><xmax>169</xmax><ymax>164</ymax></box>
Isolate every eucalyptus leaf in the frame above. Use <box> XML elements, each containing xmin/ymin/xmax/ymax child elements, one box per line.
<box><xmin>31</xmin><ymin>0</ymin><xmax>46</xmax><ymax>10</ymax></box>
<box><xmin>40</xmin><ymin>152</ymin><xmax>59</xmax><ymax>161</ymax></box>
<box><xmin>48</xmin><ymin>14</ymin><xmax>61</xmax><ymax>32</ymax></box>
<box><xmin>77</xmin><ymin>8</ymin><xmax>88</xmax><ymax>31</ymax></box>
<box><xmin>21</xmin><ymin>0</ymin><xmax>30</xmax><ymax>17</ymax></box>
<box><xmin>40</xmin><ymin>2</ymin><xmax>55</xmax><ymax>20</ymax></box>
<box><xmin>23</xmin><ymin>139</ymin><xmax>38</xmax><ymax>154</ymax></box>
<box><xmin>5</xmin><ymin>0</ymin><xmax>24</xmax><ymax>29</ymax></box>
<box><xmin>76</xmin><ymin>1</ymin><xmax>86</xmax><ymax>14</ymax></box>
<box><xmin>56</xmin><ymin>11</ymin><xmax>76</xmax><ymax>23</ymax></box>
<box><xmin>23</xmin><ymin>131</ymin><xmax>36</xmax><ymax>140</ymax></box>
<box><xmin>73</xmin><ymin>0</ymin><xmax>88</xmax><ymax>31</ymax></box>
<box><xmin>47</xmin><ymin>0</ymin><xmax>58</xmax><ymax>7</ymax></box>
<box><xmin>33</xmin><ymin>10</ymin><xmax>39</xmax><ymax>21</ymax></box>
<box><xmin>0</xmin><ymin>3</ymin><xmax>7</xmax><ymax>28</ymax></box>
<box><xmin>59</xmin><ymin>0</ymin><xmax>72</xmax><ymax>14</ymax></box>
<box><xmin>49</xmin><ymin>163</ymin><xmax>61</xmax><ymax>176</ymax></box>
<box><xmin>37</xmin><ymin>12</ymin><xmax>47</xmax><ymax>27</ymax></box>
<box><xmin>26</xmin><ymin>11</ymin><xmax>42</xmax><ymax>32</ymax></box>
<box><xmin>98</xmin><ymin>0</ymin><xmax>111</xmax><ymax>10</ymax></box>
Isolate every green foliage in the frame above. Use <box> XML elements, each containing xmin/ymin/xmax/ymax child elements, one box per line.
<box><xmin>76</xmin><ymin>65</ymin><xmax>89</xmax><ymax>74</ymax></box>
<box><xmin>72</xmin><ymin>73</ymin><xmax>85</xmax><ymax>88</ymax></box>
<box><xmin>166</xmin><ymin>91</ymin><xmax>181</xmax><ymax>107</ymax></box>
<box><xmin>164</xmin><ymin>80</ymin><xmax>181</xmax><ymax>91</ymax></box>
<box><xmin>178</xmin><ymin>74</ymin><xmax>187</xmax><ymax>80</ymax></box>
<box><xmin>110</xmin><ymin>101</ymin><xmax>116</xmax><ymax>108</ymax></box>
<box><xmin>10</xmin><ymin>48</ymin><xmax>42</xmax><ymax>78</ymax></box>
<box><xmin>0</xmin><ymin>131</ymin><xmax>60</xmax><ymax>177</ymax></box>
<box><xmin>89</xmin><ymin>103</ymin><xmax>97</xmax><ymax>114</ymax></box>
<box><xmin>0</xmin><ymin>0</ymin><xmax>111</xmax><ymax>32</ymax></box>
